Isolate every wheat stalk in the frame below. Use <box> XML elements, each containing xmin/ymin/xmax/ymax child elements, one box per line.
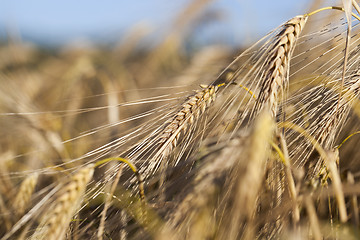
<box><xmin>12</xmin><ymin>173</ymin><xmax>39</xmax><ymax>217</ymax></box>
<box><xmin>226</xmin><ymin>110</ymin><xmax>274</xmax><ymax>239</ymax></box>
<box><xmin>257</xmin><ymin>15</ymin><xmax>307</xmax><ymax>117</ymax></box>
<box><xmin>31</xmin><ymin>165</ymin><xmax>94</xmax><ymax>240</ymax></box>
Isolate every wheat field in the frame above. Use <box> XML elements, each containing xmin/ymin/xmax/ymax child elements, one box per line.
<box><xmin>1</xmin><ymin>1</ymin><xmax>360</xmax><ymax>239</ymax></box>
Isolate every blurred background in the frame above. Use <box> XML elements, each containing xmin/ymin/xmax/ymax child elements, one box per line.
<box><xmin>0</xmin><ymin>0</ymin><xmax>313</xmax><ymax>48</ymax></box>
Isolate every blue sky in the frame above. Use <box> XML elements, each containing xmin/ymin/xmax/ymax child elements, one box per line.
<box><xmin>0</xmin><ymin>0</ymin><xmax>312</xmax><ymax>47</ymax></box>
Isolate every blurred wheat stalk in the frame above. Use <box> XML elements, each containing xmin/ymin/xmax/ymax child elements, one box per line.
<box><xmin>1</xmin><ymin>0</ymin><xmax>360</xmax><ymax>239</ymax></box>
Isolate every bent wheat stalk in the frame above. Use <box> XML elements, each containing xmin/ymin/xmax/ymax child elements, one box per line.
<box><xmin>257</xmin><ymin>15</ymin><xmax>307</xmax><ymax>117</ymax></box>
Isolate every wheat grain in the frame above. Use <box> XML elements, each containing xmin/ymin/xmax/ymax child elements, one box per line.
<box><xmin>257</xmin><ymin>15</ymin><xmax>307</xmax><ymax>117</ymax></box>
<box><xmin>31</xmin><ymin>165</ymin><xmax>94</xmax><ymax>240</ymax></box>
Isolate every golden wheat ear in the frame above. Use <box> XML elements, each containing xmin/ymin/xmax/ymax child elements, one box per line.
<box><xmin>257</xmin><ymin>15</ymin><xmax>307</xmax><ymax>117</ymax></box>
<box><xmin>12</xmin><ymin>173</ymin><xmax>39</xmax><ymax>217</ymax></box>
<box><xmin>158</xmin><ymin>85</ymin><xmax>217</xmax><ymax>149</ymax></box>
<box><xmin>31</xmin><ymin>165</ymin><xmax>94</xmax><ymax>240</ymax></box>
<box><xmin>140</xmin><ymin>84</ymin><xmax>219</xmax><ymax>175</ymax></box>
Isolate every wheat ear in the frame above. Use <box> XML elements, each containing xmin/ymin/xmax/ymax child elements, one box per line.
<box><xmin>154</xmin><ymin>84</ymin><xmax>219</xmax><ymax>161</ymax></box>
<box><xmin>12</xmin><ymin>173</ymin><xmax>39</xmax><ymax>217</ymax></box>
<box><xmin>305</xmin><ymin>76</ymin><xmax>360</xmax><ymax>175</ymax></box>
<box><xmin>258</xmin><ymin>15</ymin><xmax>307</xmax><ymax>117</ymax></box>
<box><xmin>319</xmin><ymin>76</ymin><xmax>360</xmax><ymax>146</ymax></box>
<box><xmin>31</xmin><ymin>165</ymin><xmax>94</xmax><ymax>240</ymax></box>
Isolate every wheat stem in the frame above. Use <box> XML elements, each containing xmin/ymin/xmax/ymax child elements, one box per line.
<box><xmin>304</xmin><ymin>195</ymin><xmax>322</xmax><ymax>240</ymax></box>
<box><xmin>279</xmin><ymin>134</ymin><xmax>300</xmax><ymax>225</ymax></box>
<box><xmin>280</xmin><ymin>121</ymin><xmax>348</xmax><ymax>222</ymax></box>
<box><xmin>305</xmin><ymin>6</ymin><xmax>360</xmax><ymax>21</ymax></box>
